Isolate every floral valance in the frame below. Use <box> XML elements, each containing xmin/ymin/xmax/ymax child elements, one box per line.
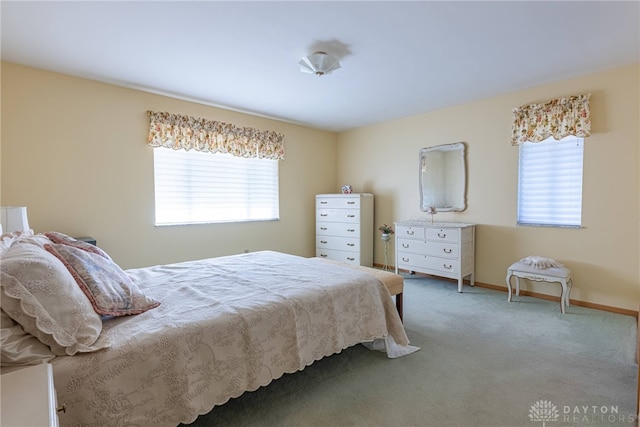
<box><xmin>147</xmin><ymin>111</ymin><xmax>285</xmax><ymax>160</ymax></box>
<box><xmin>511</xmin><ymin>93</ymin><xmax>591</xmax><ymax>146</ymax></box>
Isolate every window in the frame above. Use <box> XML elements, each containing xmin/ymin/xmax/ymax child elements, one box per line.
<box><xmin>153</xmin><ymin>148</ymin><xmax>279</xmax><ymax>225</ymax></box>
<box><xmin>517</xmin><ymin>135</ymin><xmax>584</xmax><ymax>227</ymax></box>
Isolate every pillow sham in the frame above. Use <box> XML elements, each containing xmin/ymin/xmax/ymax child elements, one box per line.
<box><xmin>45</xmin><ymin>231</ymin><xmax>112</xmax><ymax>260</ymax></box>
<box><xmin>1</xmin><ymin>309</ymin><xmax>55</xmax><ymax>366</ymax></box>
<box><xmin>0</xmin><ymin>230</ymin><xmax>27</xmax><ymax>258</ymax></box>
<box><xmin>45</xmin><ymin>243</ymin><xmax>160</xmax><ymax>317</ymax></box>
<box><xmin>1</xmin><ymin>242</ymin><xmax>108</xmax><ymax>356</ymax></box>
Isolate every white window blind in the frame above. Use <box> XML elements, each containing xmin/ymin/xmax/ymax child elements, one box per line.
<box><xmin>517</xmin><ymin>135</ymin><xmax>584</xmax><ymax>227</ymax></box>
<box><xmin>153</xmin><ymin>148</ymin><xmax>279</xmax><ymax>225</ymax></box>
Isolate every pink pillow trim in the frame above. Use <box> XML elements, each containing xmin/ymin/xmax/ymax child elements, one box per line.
<box><xmin>44</xmin><ymin>231</ymin><xmax>111</xmax><ymax>260</ymax></box>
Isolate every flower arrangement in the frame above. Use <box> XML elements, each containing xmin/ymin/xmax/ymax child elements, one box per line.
<box><xmin>378</xmin><ymin>224</ymin><xmax>394</xmax><ymax>235</ymax></box>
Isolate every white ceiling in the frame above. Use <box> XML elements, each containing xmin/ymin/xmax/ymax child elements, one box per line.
<box><xmin>2</xmin><ymin>1</ymin><xmax>638</xmax><ymax>132</ymax></box>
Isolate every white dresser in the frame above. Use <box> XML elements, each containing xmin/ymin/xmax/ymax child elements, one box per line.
<box><xmin>316</xmin><ymin>193</ymin><xmax>374</xmax><ymax>266</ymax></box>
<box><xmin>394</xmin><ymin>220</ymin><xmax>475</xmax><ymax>292</ymax></box>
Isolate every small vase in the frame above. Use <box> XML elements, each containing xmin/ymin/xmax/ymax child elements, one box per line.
<box><xmin>381</xmin><ymin>233</ymin><xmax>391</xmax><ymax>242</ymax></box>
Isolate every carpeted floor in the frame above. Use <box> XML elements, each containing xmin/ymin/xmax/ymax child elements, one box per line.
<box><xmin>184</xmin><ymin>275</ymin><xmax>638</xmax><ymax>427</ymax></box>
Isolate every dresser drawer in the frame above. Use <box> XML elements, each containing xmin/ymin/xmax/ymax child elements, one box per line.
<box><xmin>316</xmin><ymin>235</ymin><xmax>360</xmax><ymax>252</ymax></box>
<box><xmin>397</xmin><ymin>239</ymin><xmax>458</xmax><ymax>259</ymax></box>
<box><xmin>396</xmin><ymin>225</ymin><xmax>426</xmax><ymax>240</ymax></box>
<box><xmin>397</xmin><ymin>253</ymin><xmax>460</xmax><ymax>274</ymax></box>
<box><xmin>316</xmin><ymin>197</ymin><xmax>361</xmax><ymax>209</ymax></box>
<box><xmin>316</xmin><ymin>222</ymin><xmax>360</xmax><ymax>237</ymax></box>
<box><xmin>316</xmin><ymin>248</ymin><xmax>360</xmax><ymax>265</ymax></box>
<box><xmin>316</xmin><ymin>208</ymin><xmax>360</xmax><ymax>223</ymax></box>
<box><xmin>425</xmin><ymin>227</ymin><xmax>460</xmax><ymax>243</ymax></box>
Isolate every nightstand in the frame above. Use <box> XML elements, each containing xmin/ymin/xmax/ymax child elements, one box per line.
<box><xmin>74</xmin><ymin>236</ymin><xmax>97</xmax><ymax>245</ymax></box>
<box><xmin>1</xmin><ymin>363</ymin><xmax>61</xmax><ymax>426</ymax></box>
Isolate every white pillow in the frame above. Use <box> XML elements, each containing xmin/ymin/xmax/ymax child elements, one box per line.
<box><xmin>1</xmin><ymin>309</ymin><xmax>54</xmax><ymax>366</ymax></box>
<box><xmin>1</xmin><ymin>240</ymin><xmax>109</xmax><ymax>356</ymax></box>
<box><xmin>0</xmin><ymin>230</ymin><xmax>32</xmax><ymax>258</ymax></box>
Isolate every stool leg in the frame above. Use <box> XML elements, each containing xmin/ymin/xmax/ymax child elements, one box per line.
<box><xmin>565</xmin><ymin>278</ymin><xmax>573</xmax><ymax>308</ymax></box>
<box><xmin>559</xmin><ymin>280</ymin><xmax>567</xmax><ymax>314</ymax></box>
<box><xmin>515</xmin><ymin>276</ymin><xmax>521</xmax><ymax>297</ymax></box>
<box><xmin>506</xmin><ymin>271</ymin><xmax>513</xmax><ymax>302</ymax></box>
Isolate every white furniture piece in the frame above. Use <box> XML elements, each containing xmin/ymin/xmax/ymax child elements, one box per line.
<box><xmin>0</xmin><ymin>363</ymin><xmax>61</xmax><ymax>426</ymax></box>
<box><xmin>506</xmin><ymin>262</ymin><xmax>573</xmax><ymax>314</ymax></box>
<box><xmin>316</xmin><ymin>193</ymin><xmax>374</xmax><ymax>267</ymax></box>
<box><xmin>394</xmin><ymin>220</ymin><xmax>475</xmax><ymax>292</ymax></box>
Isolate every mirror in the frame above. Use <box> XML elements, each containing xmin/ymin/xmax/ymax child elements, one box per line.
<box><xmin>419</xmin><ymin>142</ymin><xmax>467</xmax><ymax>212</ymax></box>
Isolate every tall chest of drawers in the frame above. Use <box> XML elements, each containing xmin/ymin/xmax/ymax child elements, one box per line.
<box><xmin>394</xmin><ymin>220</ymin><xmax>475</xmax><ymax>292</ymax></box>
<box><xmin>316</xmin><ymin>193</ymin><xmax>374</xmax><ymax>266</ymax></box>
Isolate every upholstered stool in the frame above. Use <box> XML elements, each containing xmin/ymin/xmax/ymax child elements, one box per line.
<box><xmin>506</xmin><ymin>261</ymin><xmax>573</xmax><ymax>314</ymax></box>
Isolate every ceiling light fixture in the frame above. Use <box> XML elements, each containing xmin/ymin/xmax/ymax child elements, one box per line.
<box><xmin>299</xmin><ymin>52</ymin><xmax>341</xmax><ymax>76</ymax></box>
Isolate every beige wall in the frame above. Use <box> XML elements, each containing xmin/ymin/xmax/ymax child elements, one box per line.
<box><xmin>1</xmin><ymin>62</ymin><xmax>338</xmax><ymax>269</ymax></box>
<box><xmin>337</xmin><ymin>64</ymin><xmax>639</xmax><ymax>312</ymax></box>
<box><xmin>2</xmin><ymin>62</ymin><xmax>638</xmax><ymax>311</ymax></box>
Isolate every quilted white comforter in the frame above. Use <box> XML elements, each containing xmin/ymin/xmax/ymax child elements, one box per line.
<box><xmin>52</xmin><ymin>251</ymin><xmax>409</xmax><ymax>426</ymax></box>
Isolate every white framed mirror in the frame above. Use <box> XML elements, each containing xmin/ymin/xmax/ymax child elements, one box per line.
<box><xmin>419</xmin><ymin>142</ymin><xmax>467</xmax><ymax>212</ymax></box>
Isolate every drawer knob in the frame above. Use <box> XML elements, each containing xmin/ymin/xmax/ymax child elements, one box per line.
<box><xmin>347</xmin><ymin>257</ymin><xmax>355</xmax><ymax>261</ymax></box>
<box><xmin>347</xmin><ymin>243</ymin><xmax>355</xmax><ymax>247</ymax></box>
<box><xmin>402</xmin><ymin>243</ymin><xmax>409</xmax><ymax>248</ymax></box>
<box><xmin>347</xmin><ymin>228</ymin><xmax>355</xmax><ymax>232</ymax></box>
<box><xmin>347</xmin><ymin>215</ymin><xmax>355</xmax><ymax>218</ymax></box>
<box><xmin>320</xmin><ymin>240</ymin><xmax>328</xmax><ymax>244</ymax></box>
<box><xmin>443</xmin><ymin>264</ymin><xmax>453</xmax><ymax>269</ymax></box>
<box><xmin>438</xmin><ymin>232</ymin><xmax>447</xmax><ymax>238</ymax></box>
<box><xmin>443</xmin><ymin>248</ymin><xmax>452</xmax><ymax>253</ymax></box>
<box><xmin>320</xmin><ymin>214</ymin><xmax>328</xmax><ymax>217</ymax></box>
<box><xmin>347</xmin><ymin>201</ymin><xmax>355</xmax><ymax>205</ymax></box>
<box><xmin>402</xmin><ymin>257</ymin><xmax>409</xmax><ymax>262</ymax></box>
<box><xmin>320</xmin><ymin>254</ymin><xmax>328</xmax><ymax>258</ymax></box>
<box><xmin>406</xmin><ymin>230</ymin><xmax>414</xmax><ymax>235</ymax></box>
<box><xmin>320</xmin><ymin>201</ymin><xmax>327</xmax><ymax>204</ymax></box>
<box><xmin>320</xmin><ymin>227</ymin><xmax>327</xmax><ymax>230</ymax></box>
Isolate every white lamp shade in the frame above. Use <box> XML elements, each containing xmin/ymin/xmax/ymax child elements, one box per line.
<box><xmin>0</xmin><ymin>207</ymin><xmax>30</xmax><ymax>233</ymax></box>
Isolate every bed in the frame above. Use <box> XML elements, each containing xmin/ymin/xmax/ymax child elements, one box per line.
<box><xmin>0</xmin><ymin>231</ymin><xmax>415</xmax><ymax>427</ymax></box>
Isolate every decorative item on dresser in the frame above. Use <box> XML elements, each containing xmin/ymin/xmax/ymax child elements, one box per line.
<box><xmin>316</xmin><ymin>193</ymin><xmax>374</xmax><ymax>266</ymax></box>
<box><xmin>394</xmin><ymin>220</ymin><xmax>475</xmax><ymax>292</ymax></box>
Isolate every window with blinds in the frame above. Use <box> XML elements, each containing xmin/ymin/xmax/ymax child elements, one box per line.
<box><xmin>517</xmin><ymin>135</ymin><xmax>584</xmax><ymax>227</ymax></box>
<box><xmin>153</xmin><ymin>148</ymin><xmax>279</xmax><ymax>225</ymax></box>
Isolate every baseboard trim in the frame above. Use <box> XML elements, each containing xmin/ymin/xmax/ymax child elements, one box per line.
<box><xmin>379</xmin><ymin>265</ymin><xmax>639</xmax><ymax>318</ymax></box>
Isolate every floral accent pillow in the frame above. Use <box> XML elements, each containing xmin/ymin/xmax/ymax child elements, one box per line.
<box><xmin>45</xmin><ymin>243</ymin><xmax>160</xmax><ymax>317</ymax></box>
<box><xmin>1</xmin><ymin>242</ymin><xmax>108</xmax><ymax>356</ymax></box>
<box><xmin>45</xmin><ymin>231</ymin><xmax>112</xmax><ymax>260</ymax></box>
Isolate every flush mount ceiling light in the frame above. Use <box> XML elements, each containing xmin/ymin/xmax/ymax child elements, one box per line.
<box><xmin>299</xmin><ymin>51</ymin><xmax>341</xmax><ymax>76</ymax></box>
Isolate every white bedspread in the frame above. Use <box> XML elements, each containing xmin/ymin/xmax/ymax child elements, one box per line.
<box><xmin>52</xmin><ymin>251</ymin><xmax>411</xmax><ymax>426</ymax></box>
